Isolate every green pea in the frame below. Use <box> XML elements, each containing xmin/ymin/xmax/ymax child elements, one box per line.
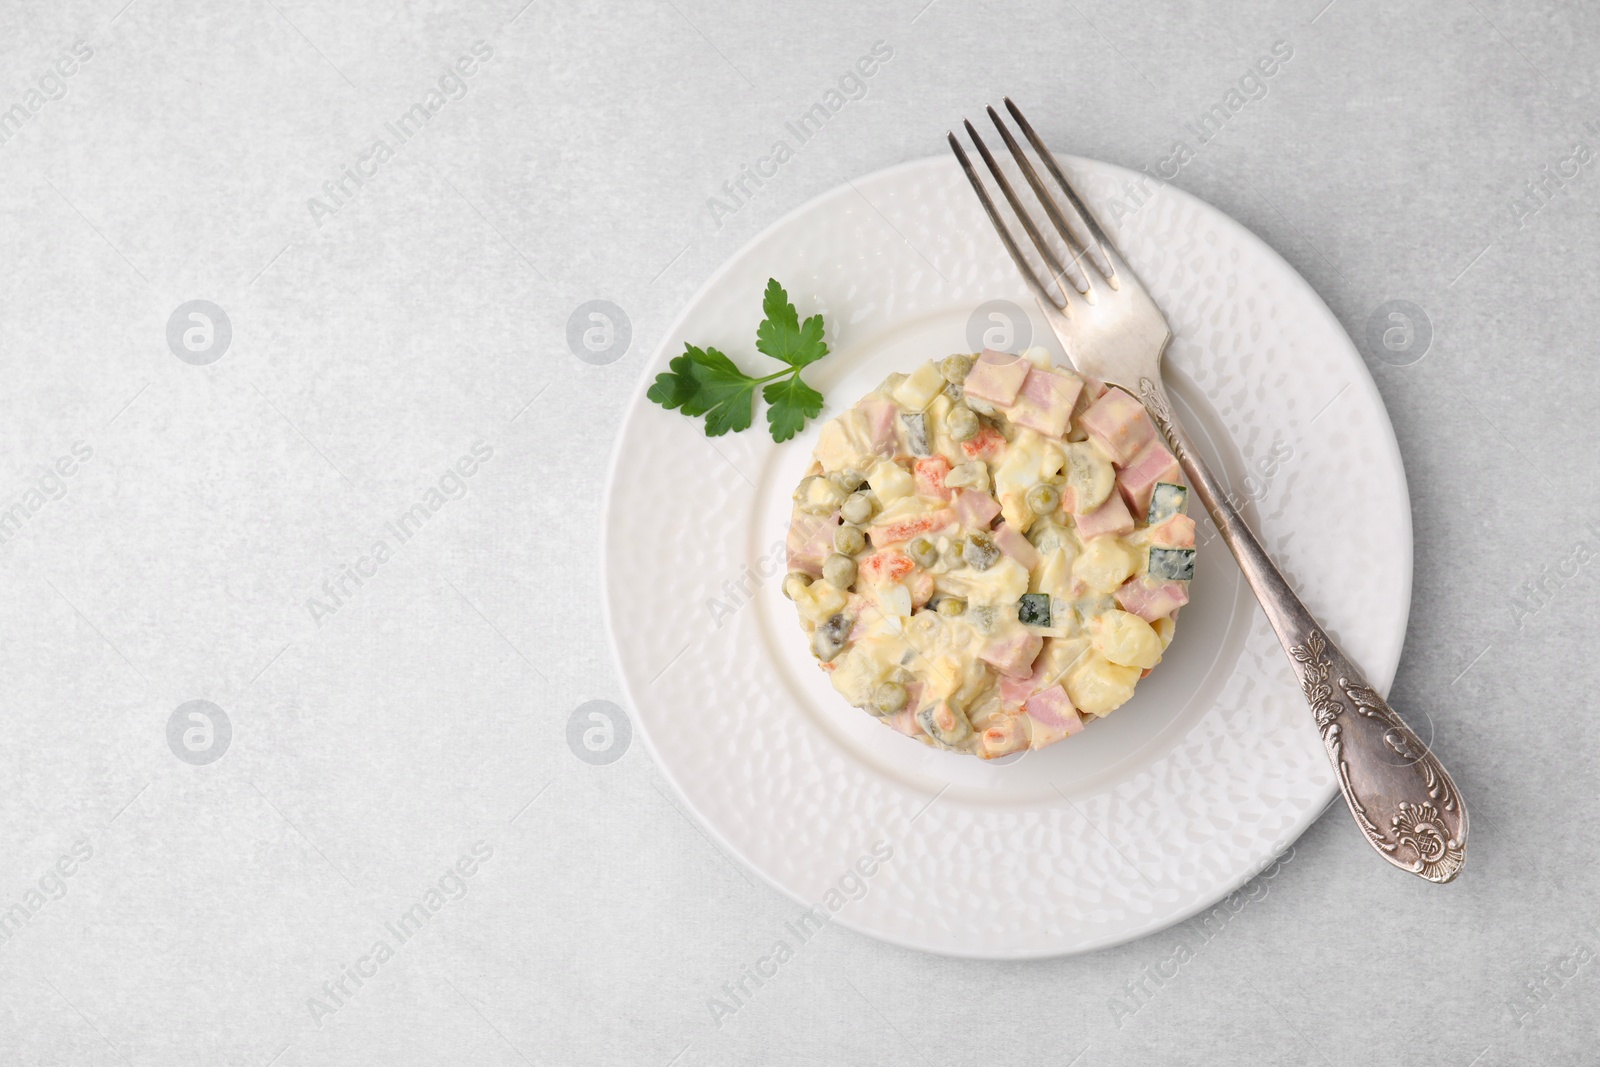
<box><xmin>907</xmin><ymin>537</ymin><xmax>939</xmax><ymax>568</ymax></box>
<box><xmin>947</xmin><ymin>405</ymin><xmax>979</xmax><ymax>442</ymax></box>
<box><xmin>936</xmin><ymin>596</ymin><xmax>966</xmax><ymax>617</ymax></box>
<box><xmin>840</xmin><ymin>492</ymin><xmax>875</xmax><ymax>525</ymax></box>
<box><xmin>782</xmin><ymin>572</ymin><xmax>812</xmax><ymax>600</ymax></box>
<box><xmin>833</xmin><ymin>525</ymin><xmax>866</xmax><ymax>556</ymax></box>
<box><xmin>1026</xmin><ymin>483</ymin><xmax>1061</xmax><ymax>516</ymax></box>
<box><xmin>940</xmin><ymin>354</ymin><xmax>974</xmax><ymax>383</ymax></box>
<box><xmin>823</xmin><ymin>553</ymin><xmax>857</xmax><ymax>589</ymax></box>
<box><xmin>871</xmin><ymin>681</ymin><xmax>908</xmax><ymax>716</ymax></box>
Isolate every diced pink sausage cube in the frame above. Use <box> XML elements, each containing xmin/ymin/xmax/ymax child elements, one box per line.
<box><xmin>992</xmin><ymin>522</ymin><xmax>1040</xmax><ymax>570</ymax></box>
<box><xmin>1069</xmin><ymin>376</ymin><xmax>1106</xmax><ymax>433</ymax></box>
<box><xmin>1080</xmin><ymin>389</ymin><xmax>1156</xmax><ymax>464</ymax></box>
<box><xmin>998</xmin><ymin>672</ymin><xmax>1036</xmax><ymax>708</ymax></box>
<box><xmin>1115</xmin><ymin>578</ymin><xmax>1191</xmax><ymax>621</ymax></box>
<box><xmin>998</xmin><ymin>636</ymin><xmax>1066</xmax><ymax>707</ymax></box>
<box><xmin>962</xmin><ymin>349</ymin><xmax>1032</xmax><ymax>406</ymax></box>
<box><xmin>1025</xmin><ymin>685</ymin><xmax>1084</xmax><ymax>734</ymax></box>
<box><xmin>952</xmin><ymin>488</ymin><xmax>1001</xmax><ymax>528</ymax></box>
<box><xmin>786</xmin><ymin>510</ymin><xmax>840</xmax><ymax>576</ymax></box>
<box><xmin>1116</xmin><ymin>441</ymin><xmax>1180</xmax><ymax>520</ymax></box>
<box><xmin>1003</xmin><ymin>366</ymin><xmax>1083</xmax><ymax>439</ymax></box>
<box><xmin>979</xmin><ymin>631</ymin><xmax>1043</xmax><ymax>679</ymax></box>
<box><xmin>888</xmin><ymin>707</ymin><xmax>923</xmax><ymax>737</ymax></box>
<box><xmin>1074</xmin><ymin>492</ymin><xmax>1134</xmax><ymax>539</ymax></box>
<box><xmin>856</xmin><ymin>397</ymin><xmax>900</xmax><ymax>456</ymax></box>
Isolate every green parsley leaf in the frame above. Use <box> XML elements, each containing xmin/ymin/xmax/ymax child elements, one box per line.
<box><xmin>645</xmin><ymin>351</ymin><xmax>702</xmax><ymax>412</ymax></box>
<box><xmin>689</xmin><ymin>345</ymin><xmax>759</xmax><ymax>435</ymax></box>
<box><xmin>755</xmin><ymin>279</ymin><xmax>828</xmax><ymax>369</ymax></box>
<box><xmin>692</xmin><ymin>355</ymin><xmax>759</xmax><ymax>437</ymax></box>
<box><xmin>645</xmin><ymin>281</ymin><xmax>831</xmax><ymax>442</ymax></box>
<box><xmin>762</xmin><ymin>374</ymin><xmax>824</xmax><ymax>443</ymax></box>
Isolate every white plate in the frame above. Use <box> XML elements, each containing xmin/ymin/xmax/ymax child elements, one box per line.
<box><xmin>601</xmin><ymin>155</ymin><xmax>1411</xmax><ymax>958</ymax></box>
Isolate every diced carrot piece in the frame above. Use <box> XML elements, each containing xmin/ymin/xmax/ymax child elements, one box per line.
<box><xmin>867</xmin><ymin>509</ymin><xmax>955</xmax><ymax>546</ymax></box>
<box><xmin>914</xmin><ymin>455</ymin><xmax>952</xmax><ymax>500</ymax></box>
<box><xmin>959</xmin><ymin>424</ymin><xmax>1006</xmax><ymax>462</ymax></box>
<box><xmin>858</xmin><ymin>549</ymin><xmax>916</xmax><ymax>585</ymax></box>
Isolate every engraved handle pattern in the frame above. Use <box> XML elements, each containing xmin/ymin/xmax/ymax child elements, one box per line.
<box><xmin>1137</xmin><ymin>377</ymin><xmax>1468</xmax><ymax>882</ymax></box>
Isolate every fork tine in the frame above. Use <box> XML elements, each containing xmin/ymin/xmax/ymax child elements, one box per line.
<box><xmin>984</xmin><ymin>105</ymin><xmax>1091</xmax><ymax>295</ymax></box>
<box><xmin>947</xmin><ymin>131</ymin><xmax>1066</xmax><ymax>314</ymax></box>
<box><xmin>960</xmin><ymin>119</ymin><xmax>1080</xmax><ymax>308</ymax></box>
<box><xmin>1003</xmin><ymin>97</ymin><xmax>1117</xmax><ymax>284</ymax></box>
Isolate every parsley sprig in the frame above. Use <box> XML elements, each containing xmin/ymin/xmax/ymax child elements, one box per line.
<box><xmin>647</xmin><ymin>279</ymin><xmax>829</xmax><ymax>442</ymax></box>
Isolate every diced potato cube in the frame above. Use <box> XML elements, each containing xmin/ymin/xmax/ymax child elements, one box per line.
<box><xmin>1066</xmin><ymin>655</ymin><xmax>1141</xmax><ymax>716</ymax></box>
<box><xmin>892</xmin><ymin>362</ymin><xmax>947</xmax><ymax>410</ymax></box>
<box><xmin>815</xmin><ymin>409</ymin><xmax>871</xmax><ymax>473</ymax></box>
<box><xmin>1072</xmin><ymin>538</ymin><xmax>1136</xmax><ymax>595</ymax></box>
<box><xmin>829</xmin><ymin>647</ymin><xmax>886</xmax><ymax>706</ymax></box>
<box><xmin>1032</xmin><ymin>635</ymin><xmax>1090</xmax><ymax>689</ymax></box>
<box><xmin>1040</xmin><ymin>442</ymin><xmax>1067</xmax><ymax>481</ymax></box>
<box><xmin>944</xmin><ymin>461</ymin><xmax>989</xmax><ymax>491</ymax></box>
<box><xmin>868</xmin><ymin>459</ymin><xmax>914</xmax><ymax>503</ymax></box>
<box><xmin>1153</xmin><ymin>615</ymin><xmax>1176</xmax><ymax>651</ymax></box>
<box><xmin>993</xmin><ymin>431</ymin><xmax>1047</xmax><ymax>530</ymax></box>
<box><xmin>797</xmin><ymin>581</ymin><xmax>848</xmax><ymax>626</ymax></box>
<box><xmin>925</xmin><ymin>654</ymin><xmax>964</xmax><ymax>701</ymax></box>
<box><xmin>950</xmin><ymin>556</ymin><xmax>1030</xmax><ymax>606</ymax></box>
<box><xmin>878</xmin><ymin>583</ymin><xmax>912</xmax><ymax>617</ymax></box>
<box><xmin>1091</xmin><ymin>610</ymin><xmax>1163</xmax><ymax>669</ymax></box>
<box><xmin>1033</xmin><ymin>547</ymin><xmax>1076</xmax><ymax>601</ymax></box>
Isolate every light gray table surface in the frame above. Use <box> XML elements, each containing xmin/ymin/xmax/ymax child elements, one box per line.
<box><xmin>1</xmin><ymin>0</ymin><xmax>1596</xmax><ymax>1063</ymax></box>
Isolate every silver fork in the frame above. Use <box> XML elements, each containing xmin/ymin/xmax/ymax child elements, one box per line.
<box><xmin>950</xmin><ymin>99</ymin><xmax>1468</xmax><ymax>883</ymax></box>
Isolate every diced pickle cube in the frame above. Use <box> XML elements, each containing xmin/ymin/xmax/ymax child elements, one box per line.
<box><xmin>812</xmin><ymin>612</ymin><xmax>853</xmax><ymax>661</ymax></box>
<box><xmin>1017</xmin><ymin>592</ymin><xmax>1052</xmax><ymax>627</ymax></box>
<box><xmin>901</xmin><ymin>412</ymin><xmax>931</xmax><ymax>456</ymax></box>
<box><xmin>1148</xmin><ymin>547</ymin><xmax>1196</xmax><ymax>582</ymax></box>
<box><xmin>1146</xmin><ymin>482</ymin><xmax>1188</xmax><ymax>525</ymax></box>
<box><xmin>916</xmin><ymin>701</ymin><xmax>972</xmax><ymax>747</ymax></box>
<box><xmin>963</xmin><ymin>531</ymin><xmax>1001</xmax><ymax>570</ymax></box>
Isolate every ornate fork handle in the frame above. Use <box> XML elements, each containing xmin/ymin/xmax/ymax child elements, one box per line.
<box><xmin>1138</xmin><ymin>377</ymin><xmax>1468</xmax><ymax>883</ymax></box>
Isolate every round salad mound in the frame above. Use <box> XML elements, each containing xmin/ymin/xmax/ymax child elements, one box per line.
<box><xmin>783</xmin><ymin>347</ymin><xmax>1196</xmax><ymax>759</ymax></box>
